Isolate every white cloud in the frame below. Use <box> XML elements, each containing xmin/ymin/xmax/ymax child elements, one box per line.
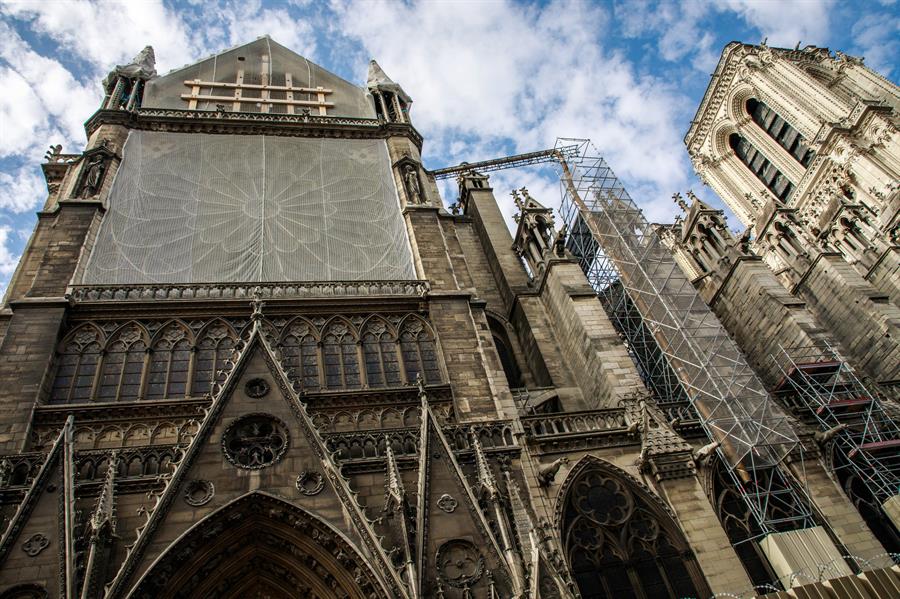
<box><xmin>0</xmin><ymin>66</ymin><xmax>50</xmax><ymax>157</ymax></box>
<box><xmin>723</xmin><ymin>0</ymin><xmax>834</xmax><ymax>48</ymax></box>
<box><xmin>851</xmin><ymin>12</ymin><xmax>900</xmax><ymax>77</ymax></box>
<box><xmin>334</xmin><ymin>0</ymin><xmax>695</xmax><ymax>228</ymax></box>
<box><xmin>212</xmin><ymin>1</ymin><xmax>317</xmax><ymax>60</ymax></box>
<box><xmin>0</xmin><ymin>22</ymin><xmax>99</xmax><ymax>149</ymax></box>
<box><xmin>0</xmin><ymin>165</ymin><xmax>45</xmax><ymax>213</ymax></box>
<box><xmin>0</xmin><ymin>0</ymin><xmax>196</xmax><ymax>73</ymax></box>
<box><xmin>0</xmin><ymin>225</ymin><xmax>20</xmax><ymax>276</ymax></box>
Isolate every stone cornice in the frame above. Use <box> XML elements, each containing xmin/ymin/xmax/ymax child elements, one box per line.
<box><xmin>67</xmin><ymin>279</ymin><xmax>429</xmax><ymax>305</ymax></box>
<box><xmin>85</xmin><ymin>107</ymin><xmax>424</xmax><ymax>149</ymax></box>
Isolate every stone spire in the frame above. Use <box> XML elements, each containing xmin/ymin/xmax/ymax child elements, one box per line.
<box><xmin>367</xmin><ymin>59</ymin><xmax>411</xmax><ymax>123</ymax></box>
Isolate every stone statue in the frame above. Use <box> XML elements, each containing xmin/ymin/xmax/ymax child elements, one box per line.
<box><xmin>44</xmin><ymin>144</ymin><xmax>62</xmax><ymax>162</ymax></box>
<box><xmin>554</xmin><ymin>223</ymin><xmax>568</xmax><ymax>257</ymax></box>
<box><xmin>81</xmin><ymin>156</ymin><xmax>106</xmax><ymax>197</ymax></box>
<box><xmin>403</xmin><ymin>165</ymin><xmax>422</xmax><ymax>204</ymax></box>
<box><xmin>537</xmin><ymin>456</ymin><xmax>569</xmax><ymax>487</ymax></box>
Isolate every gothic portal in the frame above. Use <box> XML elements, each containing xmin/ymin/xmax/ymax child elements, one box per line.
<box><xmin>0</xmin><ymin>37</ymin><xmax>899</xmax><ymax>599</ymax></box>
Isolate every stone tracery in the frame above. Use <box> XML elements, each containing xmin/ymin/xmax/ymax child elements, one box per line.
<box><xmin>48</xmin><ymin>313</ymin><xmax>443</xmax><ymax>404</ymax></box>
<box><xmin>560</xmin><ymin>459</ymin><xmax>707</xmax><ymax>599</ymax></box>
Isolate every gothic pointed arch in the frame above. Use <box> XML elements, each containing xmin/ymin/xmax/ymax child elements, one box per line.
<box><xmin>146</xmin><ymin>320</ymin><xmax>193</xmax><ymax>400</ymax></box>
<box><xmin>191</xmin><ymin>318</ymin><xmax>238</xmax><ymax>397</ymax></box>
<box><xmin>96</xmin><ymin>321</ymin><xmax>150</xmax><ymax>402</ymax></box>
<box><xmin>557</xmin><ymin>456</ymin><xmax>709</xmax><ymax>599</ymax></box>
<box><xmin>397</xmin><ymin>314</ymin><xmax>442</xmax><ymax>385</ymax></box>
<box><xmin>485</xmin><ymin>312</ymin><xmax>524</xmax><ymax>389</ymax></box>
<box><xmin>321</xmin><ymin>316</ymin><xmax>361</xmax><ymax>389</ymax></box>
<box><xmin>360</xmin><ymin>315</ymin><xmax>401</xmax><ymax>388</ymax></box>
<box><xmin>129</xmin><ymin>491</ymin><xmax>390</xmax><ymax>599</ymax></box>
<box><xmin>50</xmin><ymin>323</ymin><xmax>105</xmax><ymax>403</ymax></box>
<box><xmin>703</xmin><ymin>456</ymin><xmax>780</xmax><ymax>590</ymax></box>
<box><xmin>278</xmin><ymin>316</ymin><xmax>321</xmax><ymax>392</ymax></box>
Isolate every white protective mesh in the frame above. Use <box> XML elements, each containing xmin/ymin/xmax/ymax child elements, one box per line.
<box><xmin>82</xmin><ymin>131</ymin><xmax>416</xmax><ymax>283</ymax></box>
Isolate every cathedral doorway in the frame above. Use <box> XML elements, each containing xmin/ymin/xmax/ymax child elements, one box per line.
<box><xmin>559</xmin><ymin>458</ymin><xmax>709</xmax><ymax>599</ymax></box>
<box><xmin>130</xmin><ymin>492</ymin><xmax>388</xmax><ymax>599</ymax></box>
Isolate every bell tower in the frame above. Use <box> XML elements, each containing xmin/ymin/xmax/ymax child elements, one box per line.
<box><xmin>684</xmin><ymin>42</ymin><xmax>900</xmax><ymax>388</ymax></box>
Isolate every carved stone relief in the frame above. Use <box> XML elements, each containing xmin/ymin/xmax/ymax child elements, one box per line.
<box><xmin>21</xmin><ymin>533</ymin><xmax>49</xmax><ymax>557</ymax></box>
<box><xmin>296</xmin><ymin>470</ymin><xmax>325</xmax><ymax>496</ymax></box>
<box><xmin>244</xmin><ymin>378</ymin><xmax>270</xmax><ymax>398</ymax></box>
<box><xmin>437</xmin><ymin>493</ymin><xmax>458</xmax><ymax>513</ymax></box>
<box><xmin>183</xmin><ymin>479</ymin><xmax>215</xmax><ymax>507</ymax></box>
<box><xmin>436</xmin><ymin>539</ymin><xmax>485</xmax><ymax>589</ymax></box>
<box><xmin>221</xmin><ymin>414</ymin><xmax>289</xmax><ymax>470</ymax></box>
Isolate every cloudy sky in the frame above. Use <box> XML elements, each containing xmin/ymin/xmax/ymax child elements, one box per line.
<box><xmin>0</xmin><ymin>0</ymin><xmax>898</xmax><ymax>294</ymax></box>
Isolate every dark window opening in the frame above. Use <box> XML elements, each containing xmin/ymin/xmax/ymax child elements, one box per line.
<box><xmin>563</xmin><ymin>465</ymin><xmax>708</xmax><ymax>599</ymax></box>
<box><xmin>730</xmin><ymin>133</ymin><xmax>794</xmax><ymax>201</ymax></box>
<box><xmin>746</xmin><ymin>99</ymin><xmax>815</xmax><ymax>168</ymax></box>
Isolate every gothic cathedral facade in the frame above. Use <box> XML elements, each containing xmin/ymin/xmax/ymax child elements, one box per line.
<box><xmin>0</xmin><ymin>37</ymin><xmax>897</xmax><ymax>599</ymax></box>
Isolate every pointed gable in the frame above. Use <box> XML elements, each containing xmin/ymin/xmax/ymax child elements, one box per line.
<box><xmin>142</xmin><ymin>36</ymin><xmax>375</xmax><ymax>118</ymax></box>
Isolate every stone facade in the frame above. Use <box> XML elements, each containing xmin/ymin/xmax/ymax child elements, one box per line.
<box><xmin>0</xmin><ymin>38</ymin><xmax>897</xmax><ymax>599</ymax></box>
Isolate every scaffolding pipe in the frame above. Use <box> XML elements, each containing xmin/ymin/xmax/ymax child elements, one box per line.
<box><xmin>554</xmin><ymin>139</ymin><xmax>814</xmax><ymax>533</ymax></box>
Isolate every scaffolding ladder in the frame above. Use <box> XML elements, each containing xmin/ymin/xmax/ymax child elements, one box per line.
<box><xmin>773</xmin><ymin>345</ymin><xmax>900</xmax><ymax>506</ymax></box>
<box><xmin>556</xmin><ymin>139</ymin><xmax>815</xmax><ymax>534</ymax></box>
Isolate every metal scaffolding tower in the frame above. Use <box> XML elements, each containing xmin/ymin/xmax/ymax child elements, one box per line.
<box><xmin>773</xmin><ymin>345</ymin><xmax>900</xmax><ymax>506</ymax></box>
<box><xmin>555</xmin><ymin>139</ymin><xmax>814</xmax><ymax>533</ymax></box>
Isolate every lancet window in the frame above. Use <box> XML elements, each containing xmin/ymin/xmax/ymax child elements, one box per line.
<box><xmin>49</xmin><ymin>314</ymin><xmax>443</xmax><ymax>404</ymax></box>
<box><xmin>709</xmin><ymin>459</ymin><xmax>781</xmax><ymax>588</ymax></box>
<box><xmin>729</xmin><ymin>133</ymin><xmax>794</xmax><ymax>201</ymax></box>
<box><xmin>50</xmin><ymin>326</ymin><xmax>103</xmax><ymax>403</ymax></box>
<box><xmin>322</xmin><ymin>320</ymin><xmax>361</xmax><ymax>390</ymax></box>
<box><xmin>562</xmin><ymin>461</ymin><xmax>707</xmax><ymax>599</ymax></box>
<box><xmin>190</xmin><ymin>322</ymin><xmax>237</xmax><ymax>397</ymax></box>
<box><xmin>361</xmin><ymin>318</ymin><xmax>402</xmax><ymax>388</ymax></box>
<box><xmin>746</xmin><ymin>99</ymin><xmax>815</xmax><ymax>167</ymax></box>
<box><xmin>279</xmin><ymin>319</ymin><xmax>321</xmax><ymax>392</ymax></box>
<box><xmin>146</xmin><ymin>322</ymin><xmax>192</xmax><ymax>400</ymax></box>
<box><xmin>96</xmin><ymin>324</ymin><xmax>147</xmax><ymax>402</ymax></box>
<box><xmin>399</xmin><ymin>317</ymin><xmax>441</xmax><ymax>385</ymax></box>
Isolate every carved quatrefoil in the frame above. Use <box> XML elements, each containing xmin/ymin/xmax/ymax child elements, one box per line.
<box><xmin>437</xmin><ymin>493</ymin><xmax>458</xmax><ymax>513</ymax></box>
<box><xmin>222</xmin><ymin>414</ymin><xmax>289</xmax><ymax>470</ymax></box>
<box><xmin>22</xmin><ymin>533</ymin><xmax>49</xmax><ymax>557</ymax></box>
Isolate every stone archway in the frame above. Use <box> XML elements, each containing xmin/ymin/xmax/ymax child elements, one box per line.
<box><xmin>129</xmin><ymin>492</ymin><xmax>389</xmax><ymax>599</ymax></box>
<box><xmin>558</xmin><ymin>457</ymin><xmax>710</xmax><ymax>599</ymax></box>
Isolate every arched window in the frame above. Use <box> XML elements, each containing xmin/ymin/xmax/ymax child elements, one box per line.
<box><xmin>828</xmin><ymin>446</ymin><xmax>900</xmax><ymax>554</ymax></box>
<box><xmin>561</xmin><ymin>461</ymin><xmax>708</xmax><ymax>599</ymax></box>
<box><xmin>146</xmin><ymin>322</ymin><xmax>192</xmax><ymax>400</ymax></box>
<box><xmin>399</xmin><ymin>318</ymin><xmax>441</xmax><ymax>385</ymax></box>
<box><xmin>709</xmin><ymin>459</ymin><xmax>781</xmax><ymax>588</ymax></box>
<box><xmin>279</xmin><ymin>319</ymin><xmax>320</xmax><ymax>392</ymax></box>
<box><xmin>487</xmin><ymin>317</ymin><xmax>523</xmax><ymax>388</ymax></box>
<box><xmin>191</xmin><ymin>322</ymin><xmax>237</xmax><ymax>396</ymax></box>
<box><xmin>322</xmin><ymin>320</ymin><xmax>360</xmax><ymax>390</ymax></box>
<box><xmin>361</xmin><ymin>318</ymin><xmax>401</xmax><ymax>388</ymax></box>
<box><xmin>50</xmin><ymin>326</ymin><xmax>103</xmax><ymax>403</ymax></box>
<box><xmin>97</xmin><ymin>323</ymin><xmax>147</xmax><ymax>402</ymax></box>
<box><xmin>729</xmin><ymin>133</ymin><xmax>794</xmax><ymax>201</ymax></box>
<box><xmin>746</xmin><ymin>99</ymin><xmax>814</xmax><ymax>167</ymax></box>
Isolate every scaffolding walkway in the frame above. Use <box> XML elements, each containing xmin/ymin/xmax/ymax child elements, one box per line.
<box><xmin>555</xmin><ymin>139</ymin><xmax>814</xmax><ymax>534</ymax></box>
<box><xmin>773</xmin><ymin>345</ymin><xmax>900</xmax><ymax>505</ymax></box>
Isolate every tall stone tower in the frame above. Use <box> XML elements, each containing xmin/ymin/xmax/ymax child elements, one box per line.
<box><xmin>683</xmin><ymin>41</ymin><xmax>900</xmax><ymax>389</ymax></box>
<box><xmin>0</xmin><ymin>36</ymin><xmax>899</xmax><ymax>599</ymax></box>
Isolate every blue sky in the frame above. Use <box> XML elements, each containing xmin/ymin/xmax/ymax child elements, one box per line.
<box><xmin>0</xmin><ymin>0</ymin><xmax>898</xmax><ymax>294</ymax></box>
